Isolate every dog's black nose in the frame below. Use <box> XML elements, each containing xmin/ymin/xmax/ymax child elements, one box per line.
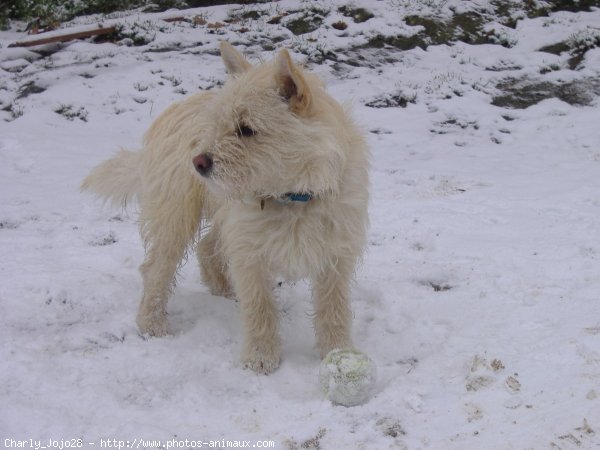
<box><xmin>193</xmin><ymin>153</ymin><xmax>213</xmax><ymax>176</ymax></box>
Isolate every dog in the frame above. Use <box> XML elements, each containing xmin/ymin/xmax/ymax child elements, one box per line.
<box><xmin>82</xmin><ymin>42</ymin><xmax>369</xmax><ymax>374</ymax></box>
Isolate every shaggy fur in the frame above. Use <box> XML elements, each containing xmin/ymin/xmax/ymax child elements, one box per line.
<box><xmin>82</xmin><ymin>43</ymin><xmax>369</xmax><ymax>374</ymax></box>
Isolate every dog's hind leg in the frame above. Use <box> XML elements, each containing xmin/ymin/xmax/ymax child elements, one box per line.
<box><xmin>136</xmin><ymin>186</ymin><xmax>203</xmax><ymax>337</ymax></box>
<box><xmin>312</xmin><ymin>257</ymin><xmax>355</xmax><ymax>358</ymax></box>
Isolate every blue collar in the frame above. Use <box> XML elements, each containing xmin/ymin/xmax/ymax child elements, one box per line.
<box><xmin>280</xmin><ymin>192</ymin><xmax>313</xmax><ymax>203</ymax></box>
<box><xmin>260</xmin><ymin>192</ymin><xmax>313</xmax><ymax>210</ymax></box>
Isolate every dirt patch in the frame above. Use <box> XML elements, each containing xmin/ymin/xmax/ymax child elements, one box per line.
<box><xmin>89</xmin><ymin>231</ymin><xmax>117</xmax><ymax>246</ymax></box>
<box><xmin>466</xmin><ymin>375</ymin><xmax>494</xmax><ymax>392</ymax></box>
<box><xmin>492</xmin><ymin>77</ymin><xmax>600</xmax><ymax>108</ymax></box>
<box><xmin>286</xmin><ymin>427</ymin><xmax>326</xmax><ymax>450</ymax></box>
<box><xmin>376</xmin><ymin>417</ymin><xmax>406</xmax><ymax>438</ymax></box>
<box><xmin>545</xmin><ymin>0</ymin><xmax>600</xmax><ymax>13</ymax></box>
<box><xmin>539</xmin><ymin>29</ymin><xmax>600</xmax><ymax>69</ymax></box>
<box><xmin>492</xmin><ymin>0</ymin><xmax>600</xmax><ymax>28</ymax></box>
<box><xmin>429</xmin><ymin>282</ymin><xmax>452</xmax><ymax>292</ymax></box>
<box><xmin>54</xmin><ymin>104</ymin><xmax>88</xmax><ymax>121</ymax></box>
<box><xmin>338</xmin><ymin>6</ymin><xmax>374</xmax><ymax>24</ymax></box>
<box><xmin>284</xmin><ymin>8</ymin><xmax>329</xmax><ymax>35</ymax></box>
<box><xmin>418</xmin><ymin>280</ymin><xmax>453</xmax><ymax>292</ymax></box>
<box><xmin>365</xmin><ymin>91</ymin><xmax>416</xmax><ymax>108</ymax></box>
<box><xmin>16</xmin><ymin>81</ymin><xmax>46</xmax><ymax>99</ymax></box>
<box><xmin>0</xmin><ymin>219</ymin><xmax>20</xmax><ymax>229</ymax></box>
<box><xmin>406</xmin><ymin>12</ymin><xmax>489</xmax><ymax>47</ymax></box>
<box><xmin>337</xmin><ymin>12</ymin><xmax>494</xmax><ymax>68</ymax></box>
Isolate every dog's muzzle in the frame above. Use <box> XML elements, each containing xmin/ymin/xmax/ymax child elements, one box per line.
<box><xmin>193</xmin><ymin>153</ymin><xmax>213</xmax><ymax>177</ymax></box>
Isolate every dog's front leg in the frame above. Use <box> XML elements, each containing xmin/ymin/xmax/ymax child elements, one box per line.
<box><xmin>313</xmin><ymin>257</ymin><xmax>355</xmax><ymax>358</ymax></box>
<box><xmin>229</xmin><ymin>260</ymin><xmax>281</xmax><ymax>374</ymax></box>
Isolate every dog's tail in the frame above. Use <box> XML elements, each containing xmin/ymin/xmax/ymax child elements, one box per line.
<box><xmin>81</xmin><ymin>149</ymin><xmax>141</xmax><ymax>209</ymax></box>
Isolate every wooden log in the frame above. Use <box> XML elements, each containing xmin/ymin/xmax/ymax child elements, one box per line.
<box><xmin>7</xmin><ymin>11</ymin><xmax>206</xmax><ymax>49</ymax></box>
<box><xmin>8</xmin><ymin>25</ymin><xmax>117</xmax><ymax>48</ymax></box>
<box><xmin>162</xmin><ymin>16</ymin><xmax>187</xmax><ymax>23</ymax></box>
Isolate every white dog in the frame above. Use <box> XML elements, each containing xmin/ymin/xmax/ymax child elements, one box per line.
<box><xmin>82</xmin><ymin>43</ymin><xmax>369</xmax><ymax>374</ymax></box>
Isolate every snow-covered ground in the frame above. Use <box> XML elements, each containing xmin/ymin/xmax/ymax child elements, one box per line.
<box><xmin>1</xmin><ymin>1</ymin><xmax>599</xmax><ymax>448</ymax></box>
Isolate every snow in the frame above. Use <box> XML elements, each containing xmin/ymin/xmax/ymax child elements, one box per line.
<box><xmin>1</xmin><ymin>1</ymin><xmax>599</xmax><ymax>448</ymax></box>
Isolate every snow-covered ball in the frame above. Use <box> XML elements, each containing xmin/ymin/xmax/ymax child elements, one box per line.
<box><xmin>319</xmin><ymin>348</ymin><xmax>377</xmax><ymax>407</ymax></box>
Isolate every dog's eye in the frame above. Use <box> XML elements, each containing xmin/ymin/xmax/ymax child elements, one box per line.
<box><xmin>237</xmin><ymin>124</ymin><xmax>256</xmax><ymax>138</ymax></box>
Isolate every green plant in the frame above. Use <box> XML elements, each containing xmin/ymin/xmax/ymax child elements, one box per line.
<box><xmin>54</xmin><ymin>104</ymin><xmax>88</xmax><ymax>121</ymax></box>
<box><xmin>338</xmin><ymin>6</ymin><xmax>374</xmax><ymax>23</ymax></box>
<box><xmin>0</xmin><ymin>0</ymin><xmax>143</xmax><ymax>30</ymax></box>
<box><xmin>0</xmin><ymin>0</ymin><xmax>224</xmax><ymax>29</ymax></box>
<box><xmin>568</xmin><ymin>28</ymin><xmax>600</xmax><ymax>54</ymax></box>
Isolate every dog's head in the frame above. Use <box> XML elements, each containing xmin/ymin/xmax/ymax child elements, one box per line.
<box><xmin>191</xmin><ymin>43</ymin><xmax>347</xmax><ymax>201</ymax></box>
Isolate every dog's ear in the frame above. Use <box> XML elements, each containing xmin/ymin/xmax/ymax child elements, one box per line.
<box><xmin>275</xmin><ymin>49</ymin><xmax>312</xmax><ymax>115</ymax></box>
<box><xmin>220</xmin><ymin>42</ymin><xmax>252</xmax><ymax>75</ymax></box>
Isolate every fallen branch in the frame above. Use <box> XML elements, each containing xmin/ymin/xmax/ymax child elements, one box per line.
<box><xmin>8</xmin><ymin>25</ymin><xmax>117</xmax><ymax>48</ymax></box>
<box><xmin>162</xmin><ymin>16</ymin><xmax>186</xmax><ymax>23</ymax></box>
<box><xmin>7</xmin><ymin>12</ymin><xmax>209</xmax><ymax>48</ymax></box>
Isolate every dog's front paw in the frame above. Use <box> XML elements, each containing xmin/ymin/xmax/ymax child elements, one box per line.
<box><xmin>136</xmin><ymin>311</ymin><xmax>169</xmax><ymax>337</ymax></box>
<box><xmin>242</xmin><ymin>344</ymin><xmax>281</xmax><ymax>375</ymax></box>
